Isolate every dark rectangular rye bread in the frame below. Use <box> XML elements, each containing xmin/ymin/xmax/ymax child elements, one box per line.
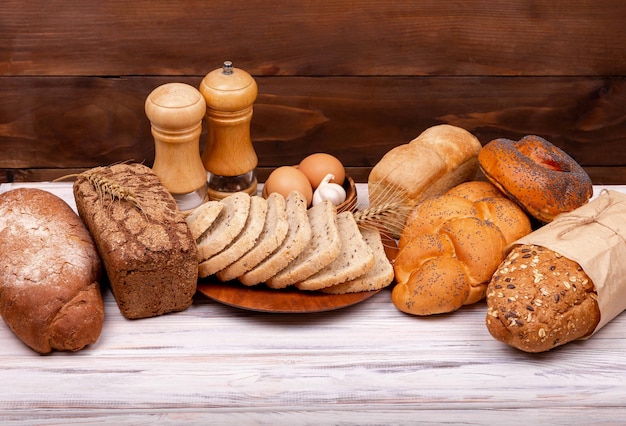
<box><xmin>73</xmin><ymin>163</ymin><xmax>198</xmax><ymax>319</ymax></box>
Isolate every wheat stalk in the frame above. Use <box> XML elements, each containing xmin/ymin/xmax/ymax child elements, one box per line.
<box><xmin>82</xmin><ymin>169</ymin><xmax>144</xmax><ymax>213</ymax></box>
<box><xmin>352</xmin><ymin>179</ymin><xmax>414</xmax><ymax>240</ymax></box>
<box><xmin>54</xmin><ymin>163</ymin><xmax>145</xmax><ymax>213</ymax></box>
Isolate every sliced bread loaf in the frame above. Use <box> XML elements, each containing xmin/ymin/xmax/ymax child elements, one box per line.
<box><xmin>196</xmin><ymin>192</ymin><xmax>251</xmax><ymax>262</ymax></box>
<box><xmin>266</xmin><ymin>200</ymin><xmax>340</xmax><ymax>289</ymax></box>
<box><xmin>216</xmin><ymin>192</ymin><xmax>289</xmax><ymax>282</ymax></box>
<box><xmin>295</xmin><ymin>211</ymin><xmax>375</xmax><ymax>291</ymax></box>
<box><xmin>198</xmin><ymin>195</ymin><xmax>268</xmax><ymax>278</ymax></box>
<box><xmin>322</xmin><ymin>226</ymin><xmax>394</xmax><ymax>294</ymax></box>
<box><xmin>238</xmin><ymin>190</ymin><xmax>312</xmax><ymax>286</ymax></box>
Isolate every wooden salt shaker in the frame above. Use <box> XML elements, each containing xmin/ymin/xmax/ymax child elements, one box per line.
<box><xmin>145</xmin><ymin>82</ymin><xmax>208</xmax><ymax>212</ymax></box>
<box><xmin>199</xmin><ymin>61</ymin><xmax>258</xmax><ymax>200</ymax></box>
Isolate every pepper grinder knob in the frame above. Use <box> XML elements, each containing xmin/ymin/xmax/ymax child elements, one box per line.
<box><xmin>145</xmin><ymin>82</ymin><xmax>208</xmax><ymax>212</ymax></box>
<box><xmin>199</xmin><ymin>61</ymin><xmax>259</xmax><ymax>200</ymax></box>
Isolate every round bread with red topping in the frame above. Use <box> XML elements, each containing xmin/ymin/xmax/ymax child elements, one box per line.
<box><xmin>478</xmin><ymin>135</ymin><xmax>593</xmax><ymax>223</ymax></box>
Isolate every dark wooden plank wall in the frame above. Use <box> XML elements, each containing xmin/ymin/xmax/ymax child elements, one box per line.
<box><xmin>2</xmin><ymin>0</ymin><xmax>626</xmax><ymax>183</ymax></box>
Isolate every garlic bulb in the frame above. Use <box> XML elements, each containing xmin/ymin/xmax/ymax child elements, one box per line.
<box><xmin>312</xmin><ymin>174</ymin><xmax>346</xmax><ymax>206</ymax></box>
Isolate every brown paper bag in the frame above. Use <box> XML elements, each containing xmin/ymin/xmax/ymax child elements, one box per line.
<box><xmin>514</xmin><ymin>189</ymin><xmax>626</xmax><ymax>334</ymax></box>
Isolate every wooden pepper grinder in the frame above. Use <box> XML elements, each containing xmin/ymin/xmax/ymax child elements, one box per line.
<box><xmin>145</xmin><ymin>82</ymin><xmax>208</xmax><ymax>212</ymax></box>
<box><xmin>199</xmin><ymin>61</ymin><xmax>258</xmax><ymax>200</ymax></box>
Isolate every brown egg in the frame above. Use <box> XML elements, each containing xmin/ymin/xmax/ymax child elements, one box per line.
<box><xmin>263</xmin><ymin>166</ymin><xmax>313</xmax><ymax>206</ymax></box>
<box><xmin>298</xmin><ymin>153</ymin><xmax>346</xmax><ymax>189</ymax></box>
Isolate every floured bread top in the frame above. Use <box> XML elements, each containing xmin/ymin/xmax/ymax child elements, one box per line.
<box><xmin>0</xmin><ymin>188</ymin><xmax>101</xmax><ymax>289</ymax></box>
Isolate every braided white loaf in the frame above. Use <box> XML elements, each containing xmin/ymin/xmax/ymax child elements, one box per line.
<box><xmin>392</xmin><ymin>181</ymin><xmax>531</xmax><ymax>316</ymax></box>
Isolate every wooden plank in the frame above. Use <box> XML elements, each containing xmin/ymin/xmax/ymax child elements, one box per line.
<box><xmin>1</xmin><ymin>75</ymin><xmax>625</xmax><ymax>174</ymax></box>
<box><xmin>5</xmin><ymin>167</ymin><xmax>626</xmax><ymax>186</ymax></box>
<box><xmin>1</xmin><ymin>1</ymin><xmax>626</xmax><ymax>77</ymax></box>
<box><xmin>582</xmin><ymin>167</ymin><xmax>626</xmax><ymax>185</ymax></box>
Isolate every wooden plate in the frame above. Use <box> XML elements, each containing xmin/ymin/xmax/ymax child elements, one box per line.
<box><xmin>197</xmin><ymin>231</ymin><xmax>397</xmax><ymax>313</ymax></box>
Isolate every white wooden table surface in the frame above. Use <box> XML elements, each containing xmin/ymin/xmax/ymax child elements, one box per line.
<box><xmin>1</xmin><ymin>183</ymin><xmax>625</xmax><ymax>425</ymax></box>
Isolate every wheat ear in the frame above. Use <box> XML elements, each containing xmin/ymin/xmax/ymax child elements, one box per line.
<box><xmin>352</xmin><ymin>180</ymin><xmax>413</xmax><ymax>239</ymax></box>
<box><xmin>55</xmin><ymin>164</ymin><xmax>145</xmax><ymax>213</ymax></box>
<box><xmin>82</xmin><ymin>169</ymin><xmax>144</xmax><ymax>213</ymax></box>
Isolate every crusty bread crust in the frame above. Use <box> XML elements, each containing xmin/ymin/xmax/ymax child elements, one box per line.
<box><xmin>486</xmin><ymin>244</ymin><xmax>600</xmax><ymax>353</ymax></box>
<box><xmin>0</xmin><ymin>188</ymin><xmax>104</xmax><ymax>353</ymax></box>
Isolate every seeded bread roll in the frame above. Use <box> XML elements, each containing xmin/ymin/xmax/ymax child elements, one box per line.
<box><xmin>478</xmin><ymin>135</ymin><xmax>593</xmax><ymax>223</ymax></box>
<box><xmin>73</xmin><ymin>163</ymin><xmax>198</xmax><ymax>319</ymax></box>
<box><xmin>0</xmin><ymin>188</ymin><xmax>104</xmax><ymax>353</ymax></box>
<box><xmin>486</xmin><ymin>244</ymin><xmax>600</xmax><ymax>353</ymax></box>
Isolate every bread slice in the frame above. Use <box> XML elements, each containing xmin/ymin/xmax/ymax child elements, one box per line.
<box><xmin>186</xmin><ymin>200</ymin><xmax>223</xmax><ymax>240</ymax></box>
<box><xmin>295</xmin><ymin>212</ymin><xmax>375</xmax><ymax>291</ymax></box>
<box><xmin>216</xmin><ymin>192</ymin><xmax>289</xmax><ymax>282</ymax></box>
<box><xmin>198</xmin><ymin>196</ymin><xmax>268</xmax><ymax>278</ymax></box>
<box><xmin>322</xmin><ymin>226</ymin><xmax>394</xmax><ymax>294</ymax></box>
<box><xmin>196</xmin><ymin>192</ymin><xmax>251</xmax><ymax>262</ymax></box>
<box><xmin>238</xmin><ymin>191</ymin><xmax>312</xmax><ymax>286</ymax></box>
<box><xmin>265</xmin><ymin>200</ymin><xmax>340</xmax><ymax>289</ymax></box>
